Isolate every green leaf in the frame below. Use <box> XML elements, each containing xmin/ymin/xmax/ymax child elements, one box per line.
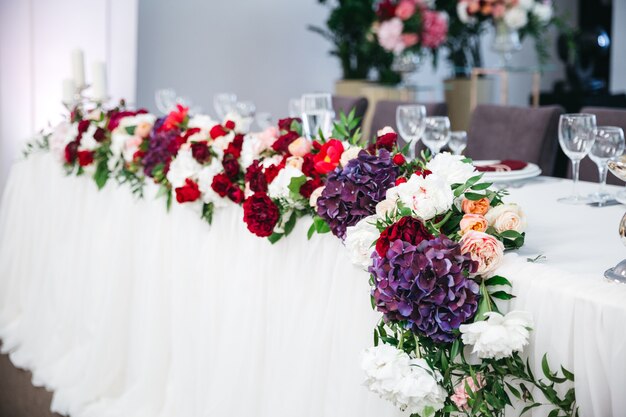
<box><xmin>505</xmin><ymin>382</ymin><xmax>521</xmax><ymax>400</ymax></box>
<box><xmin>283</xmin><ymin>212</ymin><xmax>297</xmax><ymax>237</ymax></box>
<box><xmin>561</xmin><ymin>365</ymin><xmax>575</xmax><ymax>382</ymax></box>
<box><xmin>288</xmin><ymin>175</ymin><xmax>308</xmax><ymax>201</ymax></box>
<box><xmin>267</xmin><ymin>232</ymin><xmax>283</xmax><ymax>244</ymax></box>
<box><xmin>485</xmin><ymin>275</ymin><xmax>512</xmax><ymax>287</ymax></box>
<box><xmin>542</xmin><ymin>354</ymin><xmax>567</xmax><ymax>383</ymax></box>
<box><xmin>125</xmin><ymin>126</ymin><xmax>136</xmax><ymax>136</ymax></box>
<box><xmin>307</xmin><ymin>222</ymin><xmax>316</xmax><ymax>240</ymax></box>
<box><xmin>500</xmin><ymin>230</ymin><xmax>523</xmax><ymax>239</ymax></box>
<box><xmin>490</xmin><ymin>290</ymin><xmax>515</xmax><ymax>300</ymax></box>
<box><xmin>201</xmin><ymin>202</ymin><xmax>214</xmax><ymax>225</ymax></box>
<box><xmin>93</xmin><ymin>160</ymin><xmax>110</xmax><ymax>189</ymax></box>
<box><xmin>464</xmin><ymin>192</ymin><xmax>487</xmax><ymax>201</ymax></box>
<box><xmin>470</xmin><ymin>182</ymin><xmax>492</xmax><ymax>191</ymax></box>
<box><xmin>520</xmin><ymin>402</ymin><xmax>542</xmax><ymax>416</ymax></box>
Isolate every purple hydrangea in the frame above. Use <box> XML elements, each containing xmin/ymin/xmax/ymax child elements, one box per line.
<box><xmin>369</xmin><ymin>235</ymin><xmax>479</xmax><ymax>343</ymax></box>
<box><xmin>142</xmin><ymin>117</ymin><xmax>180</xmax><ymax>178</ymax></box>
<box><xmin>316</xmin><ymin>149</ymin><xmax>397</xmax><ymax>239</ymax></box>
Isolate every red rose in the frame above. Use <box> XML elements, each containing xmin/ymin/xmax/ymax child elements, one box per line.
<box><xmin>278</xmin><ymin>117</ymin><xmax>300</xmax><ymax>131</ymax></box>
<box><xmin>211</xmin><ymin>173</ymin><xmax>232</xmax><ymax>197</ymax></box>
<box><xmin>161</xmin><ymin>104</ymin><xmax>188</xmax><ymax>131</ymax></box>
<box><xmin>107</xmin><ymin>109</ymin><xmax>148</xmax><ymax>131</ymax></box>
<box><xmin>227</xmin><ymin>185</ymin><xmax>245</xmax><ymax>204</ymax></box>
<box><xmin>182</xmin><ymin>127</ymin><xmax>201</xmax><ymax>141</ymax></box>
<box><xmin>301</xmin><ymin>153</ymin><xmax>316</xmax><ymax>177</ymax></box>
<box><xmin>175</xmin><ymin>178</ymin><xmax>201</xmax><ymax>203</ymax></box>
<box><xmin>414</xmin><ymin>169</ymin><xmax>432</xmax><ymax>178</ymax></box>
<box><xmin>299</xmin><ymin>177</ymin><xmax>323</xmax><ymax>199</ymax></box>
<box><xmin>167</xmin><ymin>136</ymin><xmax>187</xmax><ymax>155</ymax></box>
<box><xmin>392</xmin><ymin>153</ymin><xmax>406</xmax><ymax>165</ymax></box>
<box><xmin>271</xmin><ymin>131</ymin><xmax>299</xmax><ymax>153</ymax></box>
<box><xmin>93</xmin><ymin>127</ymin><xmax>107</xmax><ymax>143</ymax></box>
<box><xmin>376</xmin><ymin>131</ymin><xmax>397</xmax><ymax>151</ymax></box>
<box><xmin>133</xmin><ymin>149</ymin><xmax>145</xmax><ymax>161</ymax></box>
<box><xmin>64</xmin><ymin>141</ymin><xmax>78</xmax><ymax>164</ymax></box>
<box><xmin>210</xmin><ymin>124</ymin><xmax>228</xmax><ymax>139</ymax></box>
<box><xmin>191</xmin><ymin>141</ymin><xmax>211</xmax><ymax>164</ymax></box>
<box><xmin>376</xmin><ymin>0</ymin><xmax>396</xmax><ymax>20</ymax></box>
<box><xmin>77</xmin><ymin>150</ymin><xmax>94</xmax><ymax>167</ymax></box>
<box><xmin>245</xmin><ymin>160</ymin><xmax>268</xmax><ymax>193</ymax></box>
<box><xmin>225</xmin><ymin>134</ymin><xmax>244</xmax><ymax>158</ymax></box>
<box><xmin>222</xmin><ymin>154</ymin><xmax>240</xmax><ymax>180</ymax></box>
<box><xmin>376</xmin><ymin>217</ymin><xmax>434</xmax><ymax>257</ymax></box>
<box><xmin>264</xmin><ymin>158</ymin><xmax>286</xmax><ymax>184</ymax></box>
<box><xmin>242</xmin><ymin>192</ymin><xmax>280</xmax><ymax>237</ymax></box>
<box><xmin>224</xmin><ymin>120</ymin><xmax>236</xmax><ymax>130</ymax></box>
<box><xmin>395</xmin><ymin>177</ymin><xmax>407</xmax><ymax>185</ymax></box>
<box><xmin>313</xmin><ymin>139</ymin><xmax>344</xmax><ymax>174</ymax></box>
<box><xmin>77</xmin><ymin>120</ymin><xmax>90</xmax><ymax>135</ymax></box>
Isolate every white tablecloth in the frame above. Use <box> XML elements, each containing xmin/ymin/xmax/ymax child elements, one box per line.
<box><xmin>1</xmin><ymin>153</ymin><xmax>625</xmax><ymax>417</ymax></box>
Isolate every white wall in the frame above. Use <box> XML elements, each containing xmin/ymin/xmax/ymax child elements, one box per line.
<box><xmin>0</xmin><ymin>0</ymin><xmax>138</xmax><ymax>194</ymax></box>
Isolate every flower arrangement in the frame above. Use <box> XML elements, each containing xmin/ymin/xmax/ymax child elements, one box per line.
<box><xmin>25</xmin><ymin>97</ymin><xmax>578</xmax><ymax>416</ymax></box>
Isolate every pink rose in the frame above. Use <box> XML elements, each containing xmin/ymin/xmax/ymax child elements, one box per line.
<box><xmin>450</xmin><ymin>374</ymin><xmax>485</xmax><ymax>411</ymax></box>
<box><xmin>459</xmin><ymin>214</ymin><xmax>488</xmax><ymax>235</ymax></box>
<box><xmin>257</xmin><ymin>126</ymin><xmax>279</xmax><ymax>149</ymax></box>
<box><xmin>377</xmin><ymin>18</ymin><xmax>405</xmax><ymax>53</ymax></box>
<box><xmin>421</xmin><ymin>10</ymin><xmax>448</xmax><ymax>48</ymax></box>
<box><xmin>395</xmin><ymin>0</ymin><xmax>416</xmax><ymax>20</ymax></box>
<box><xmin>287</xmin><ymin>137</ymin><xmax>312</xmax><ymax>157</ymax></box>
<box><xmin>460</xmin><ymin>231</ymin><xmax>504</xmax><ymax>278</ymax></box>
<box><xmin>401</xmin><ymin>33</ymin><xmax>419</xmax><ymax>48</ymax></box>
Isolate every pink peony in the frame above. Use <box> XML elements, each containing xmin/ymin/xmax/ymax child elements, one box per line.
<box><xmin>395</xmin><ymin>0</ymin><xmax>416</xmax><ymax>20</ymax></box>
<box><xmin>287</xmin><ymin>137</ymin><xmax>312</xmax><ymax>157</ymax></box>
<box><xmin>460</xmin><ymin>230</ymin><xmax>504</xmax><ymax>278</ymax></box>
<box><xmin>421</xmin><ymin>10</ymin><xmax>448</xmax><ymax>48</ymax></box>
<box><xmin>377</xmin><ymin>18</ymin><xmax>405</xmax><ymax>53</ymax></box>
<box><xmin>450</xmin><ymin>374</ymin><xmax>485</xmax><ymax>411</ymax></box>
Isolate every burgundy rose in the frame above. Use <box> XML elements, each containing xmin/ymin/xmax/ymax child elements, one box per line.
<box><xmin>376</xmin><ymin>131</ymin><xmax>397</xmax><ymax>151</ymax></box>
<box><xmin>225</xmin><ymin>134</ymin><xmax>244</xmax><ymax>158</ymax></box>
<box><xmin>64</xmin><ymin>141</ymin><xmax>79</xmax><ymax>164</ymax></box>
<box><xmin>77</xmin><ymin>120</ymin><xmax>90</xmax><ymax>135</ymax></box>
<box><xmin>302</xmin><ymin>154</ymin><xmax>316</xmax><ymax>178</ymax></box>
<box><xmin>245</xmin><ymin>160</ymin><xmax>268</xmax><ymax>193</ymax></box>
<box><xmin>93</xmin><ymin>127</ymin><xmax>106</xmax><ymax>143</ymax></box>
<box><xmin>167</xmin><ymin>136</ymin><xmax>187</xmax><ymax>155</ymax></box>
<box><xmin>376</xmin><ymin>0</ymin><xmax>396</xmax><ymax>20</ymax></box>
<box><xmin>376</xmin><ymin>217</ymin><xmax>434</xmax><ymax>257</ymax></box>
<box><xmin>224</xmin><ymin>120</ymin><xmax>236</xmax><ymax>130</ymax></box>
<box><xmin>175</xmin><ymin>178</ymin><xmax>201</xmax><ymax>203</ymax></box>
<box><xmin>271</xmin><ymin>131</ymin><xmax>299</xmax><ymax>153</ymax></box>
<box><xmin>211</xmin><ymin>173</ymin><xmax>232</xmax><ymax>197</ymax></box>
<box><xmin>278</xmin><ymin>117</ymin><xmax>300</xmax><ymax>131</ymax></box>
<box><xmin>222</xmin><ymin>154</ymin><xmax>240</xmax><ymax>180</ymax></box>
<box><xmin>227</xmin><ymin>185</ymin><xmax>245</xmax><ymax>204</ymax></box>
<box><xmin>299</xmin><ymin>177</ymin><xmax>323</xmax><ymax>199</ymax></box>
<box><xmin>264</xmin><ymin>158</ymin><xmax>286</xmax><ymax>184</ymax></box>
<box><xmin>106</xmin><ymin>109</ymin><xmax>148</xmax><ymax>131</ymax></box>
<box><xmin>77</xmin><ymin>150</ymin><xmax>94</xmax><ymax>167</ymax></box>
<box><xmin>243</xmin><ymin>192</ymin><xmax>280</xmax><ymax>237</ymax></box>
<box><xmin>191</xmin><ymin>141</ymin><xmax>211</xmax><ymax>164</ymax></box>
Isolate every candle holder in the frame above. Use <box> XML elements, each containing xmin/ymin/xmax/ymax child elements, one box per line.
<box><xmin>605</xmin><ymin>156</ymin><xmax>626</xmax><ymax>283</ymax></box>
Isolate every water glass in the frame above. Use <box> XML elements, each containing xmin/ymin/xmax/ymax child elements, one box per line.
<box><xmin>558</xmin><ymin>113</ymin><xmax>597</xmax><ymax>204</ymax></box>
<box><xmin>589</xmin><ymin>126</ymin><xmax>625</xmax><ymax>202</ymax></box>
<box><xmin>288</xmin><ymin>98</ymin><xmax>303</xmax><ymax>118</ymax></box>
<box><xmin>448</xmin><ymin>131</ymin><xmax>468</xmax><ymax>155</ymax></box>
<box><xmin>395</xmin><ymin>105</ymin><xmax>426</xmax><ymax>160</ymax></box>
<box><xmin>213</xmin><ymin>93</ymin><xmax>237</xmax><ymax>120</ymax></box>
<box><xmin>301</xmin><ymin>93</ymin><xmax>334</xmax><ymax>139</ymax></box>
<box><xmin>422</xmin><ymin>116</ymin><xmax>451</xmax><ymax>155</ymax></box>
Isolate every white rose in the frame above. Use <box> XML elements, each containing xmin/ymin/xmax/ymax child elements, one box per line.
<box><xmin>460</xmin><ymin>311</ymin><xmax>533</xmax><ymax>360</ymax></box>
<box><xmin>344</xmin><ymin>215</ymin><xmax>380</xmax><ymax>270</ymax></box>
<box><xmin>240</xmin><ymin>134</ymin><xmax>268</xmax><ymax>169</ymax></box>
<box><xmin>187</xmin><ymin>114</ymin><xmax>217</xmax><ymax>141</ymax></box>
<box><xmin>425</xmin><ymin>152</ymin><xmax>477</xmax><ymax>187</ymax></box>
<box><xmin>210</xmin><ymin>131</ymin><xmax>236</xmax><ymax>160</ymax></box>
<box><xmin>485</xmin><ymin>203</ymin><xmax>527</xmax><ymax>233</ymax></box>
<box><xmin>166</xmin><ymin>148</ymin><xmax>203</xmax><ymax>189</ymax></box>
<box><xmin>309</xmin><ymin>186</ymin><xmax>325</xmax><ymax>209</ymax></box>
<box><xmin>79</xmin><ymin>124</ymin><xmax>100</xmax><ymax>151</ymax></box>
<box><xmin>49</xmin><ymin>121</ymin><xmax>75</xmax><ymax>162</ymax></box>
<box><xmin>267</xmin><ymin>165</ymin><xmax>305</xmax><ymax>204</ymax></box>
<box><xmin>532</xmin><ymin>3</ymin><xmax>552</xmax><ymax>23</ymax></box>
<box><xmin>377</xmin><ymin>126</ymin><xmax>396</xmax><ymax>137</ymax></box>
<box><xmin>518</xmin><ymin>0</ymin><xmax>535</xmax><ymax>10</ymax></box>
<box><xmin>340</xmin><ymin>146</ymin><xmax>362</xmax><ymax>167</ymax></box>
<box><xmin>224</xmin><ymin>111</ymin><xmax>252</xmax><ymax>134</ymax></box>
<box><xmin>395</xmin><ymin>173</ymin><xmax>453</xmax><ymax>220</ymax></box>
<box><xmin>503</xmin><ymin>7</ymin><xmax>529</xmax><ymax>30</ymax></box>
<box><xmin>197</xmin><ymin>159</ymin><xmax>228</xmax><ymax>207</ymax></box>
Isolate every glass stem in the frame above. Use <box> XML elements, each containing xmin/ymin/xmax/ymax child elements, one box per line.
<box><xmin>409</xmin><ymin>139</ymin><xmax>417</xmax><ymax>161</ymax></box>
<box><xmin>598</xmin><ymin>164</ymin><xmax>608</xmax><ymax>196</ymax></box>
<box><xmin>572</xmin><ymin>160</ymin><xmax>580</xmax><ymax>198</ymax></box>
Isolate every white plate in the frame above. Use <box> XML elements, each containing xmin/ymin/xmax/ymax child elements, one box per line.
<box><xmin>473</xmin><ymin>160</ymin><xmax>542</xmax><ymax>183</ymax></box>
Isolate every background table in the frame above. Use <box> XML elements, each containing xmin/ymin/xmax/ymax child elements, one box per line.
<box><xmin>1</xmin><ymin>154</ymin><xmax>625</xmax><ymax>417</ymax></box>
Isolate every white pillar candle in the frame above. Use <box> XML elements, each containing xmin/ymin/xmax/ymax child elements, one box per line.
<box><xmin>92</xmin><ymin>61</ymin><xmax>107</xmax><ymax>101</ymax></box>
<box><xmin>71</xmin><ymin>49</ymin><xmax>85</xmax><ymax>88</ymax></box>
<box><xmin>62</xmin><ymin>78</ymin><xmax>76</xmax><ymax>103</ymax></box>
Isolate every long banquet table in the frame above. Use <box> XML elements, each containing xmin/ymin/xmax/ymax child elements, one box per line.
<box><xmin>1</xmin><ymin>153</ymin><xmax>626</xmax><ymax>417</ymax></box>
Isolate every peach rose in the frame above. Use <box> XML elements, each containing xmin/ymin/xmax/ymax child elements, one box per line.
<box><xmin>287</xmin><ymin>137</ymin><xmax>312</xmax><ymax>157</ymax></box>
<box><xmin>460</xmin><ymin>231</ymin><xmax>504</xmax><ymax>277</ymax></box>
<box><xmin>395</xmin><ymin>0</ymin><xmax>417</xmax><ymax>20</ymax></box>
<box><xmin>309</xmin><ymin>186</ymin><xmax>325</xmax><ymax>209</ymax></box>
<box><xmin>485</xmin><ymin>203</ymin><xmax>527</xmax><ymax>233</ymax></box>
<box><xmin>135</xmin><ymin>121</ymin><xmax>153</xmax><ymax>138</ymax></box>
<box><xmin>459</xmin><ymin>214</ymin><xmax>488</xmax><ymax>235</ymax></box>
<box><xmin>461</xmin><ymin>197</ymin><xmax>490</xmax><ymax>215</ymax></box>
<box><xmin>286</xmin><ymin>156</ymin><xmax>304</xmax><ymax>170</ymax></box>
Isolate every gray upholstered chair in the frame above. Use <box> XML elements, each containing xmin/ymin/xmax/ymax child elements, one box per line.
<box><xmin>577</xmin><ymin>107</ymin><xmax>626</xmax><ymax>185</ymax></box>
<box><xmin>465</xmin><ymin>104</ymin><xmax>564</xmax><ymax>176</ymax></box>
<box><xmin>332</xmin><ymin>96</ymin><xmax>368</xmax><ymax>124</ymax></box>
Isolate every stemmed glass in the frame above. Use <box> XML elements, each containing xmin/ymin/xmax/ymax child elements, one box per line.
<box><xmin>301</xmin><ymin>93</ymin><xmax>334</xmax><ymax>139</ymax></box>
<box><xmin>213</xmin><ymin>93</ymin><xmax>237</xmax><ymax>120</ymax></box>
<box><xmin>395</xmin><ymin>105</ymin><xmax>426</xmax><ymax>160</ymax></box>
<box><xmin>558</xmin><ymin>113</ymin><xmax>597</xmax><ymax>204</ymax></box>
<box><xmin>448</xmin><ymin>131</ymin><xmax>468</xmax><ymax>155</ymax></box>
<box><xmin>288</xmin><ymin>98</ymin><xmax>303</xmax><ymax>118</ymax></box>
<box><xmin>422</xmin><ymin>116</ymin><xmax>451</xmax><ymax>155</ymax></box>
<box><xmin>589</xmin><ymin>126</ymin><xmax>625</xmax><ymax>203</ymax></box>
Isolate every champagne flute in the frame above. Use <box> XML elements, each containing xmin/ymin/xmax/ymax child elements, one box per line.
<box><xmin>589</xmin><ymin>126</ymin><xmax>625</xmax><ymax>203</ymax></box>
<box><xmin>395</xmin><ymin>105</ymin><xmax>426</xmax><ymax>160</ymax></box>
<box><xmin>448</xmin><ymin>131</ymin><xmax>468</xmax><ymax>155</ymax></box>
<box><xmin>213</xmin><ymin>93</ymin><xmax>237</xmax><ymax>121</ymax></box>
<box><xmin>301</xmin><ymin>93</ymin><xmax>334</xmax><ymax>140</ymax></box>
<box><xmin>422</xmin><ymin>116</ymin><xmax>451</xmax><ymax>156</ymax></box>
<box><xmin>558</xmin><ymin>113</ymin><xmax>597</xmax><ymax>204</ymax></box>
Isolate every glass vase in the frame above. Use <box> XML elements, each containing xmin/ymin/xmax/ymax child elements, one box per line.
<box><xmin>391</xmin><ymin>51</ymin><xmax>421</xmax><ymax>89</ymax></box>
<box><xmin>491</xmin><ymin>21</ymin><xmax>522</xmax><ymax>67</ymax></box>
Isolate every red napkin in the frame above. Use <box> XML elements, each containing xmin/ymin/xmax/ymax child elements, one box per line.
<box><xmin>475</xmin><ymin>160</ymin><xmax>528</xmax><ymax>172</ymax></box>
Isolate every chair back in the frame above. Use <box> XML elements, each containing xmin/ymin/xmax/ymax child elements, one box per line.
<box><xmin>465</xmin><ymin>104</ymin><xmax>564</xmax><ymax>176</ymax></box>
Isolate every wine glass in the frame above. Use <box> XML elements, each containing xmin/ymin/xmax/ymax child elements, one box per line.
<box><xmin>155</xmin><ymin>88</ymin><xmax>177</xmax><ymax>114</ymax></box>
<box><xmin>234</xmin><ymin>101</ymin><xmax>256</xmax><ymax>118</ymax></box>
<box><xmin>589</xmin><ymin>126</ymin><xmax>625</xmax><ymax>203</ymax></box>
<box><xmin>395</xmin><ymin>105</ymin><xmax>426</xmax><ymax>160</ymax></box>
<box><xmin>288</xmin><ymin>98</ymin><xmax>303</xmax><ymax>118</ymax></box>
<box><xmin>301</xmin><ymin>93</ymin><xmax>334</xmax><ymax>139</ymax></box>
<box><xmin>255</xmin><ymin>112</ymin><xmax>273</xmax><ymax>130</ymax></box>
<box><xmin>213</xmin><ymin>93</ymin><xmax>237</xmax><ymax>120</ymax></box>
<box><xmin>558</xmin><ymin>113</ymin><xmax>597</xmax><ymax>204</ymax></box>
<box><xmin>448</xmin><ymin>131</ymin><xmax>468</xmax><ymax>155</ymax></box>
<box><xmin>422</xmin><ymin>116</ymin><xmax>451</xmax><ymax>156</ymax></box>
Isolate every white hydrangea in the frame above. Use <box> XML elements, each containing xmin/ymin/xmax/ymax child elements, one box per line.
<box><xmin>344</xmin><ymin>215</ymin><xmax>379</xmax><ymax>270</ymax></box>
<box><xmin>166</xmin><ymin>148</ymin><xmax>203</xmax><ymax>189</ymax></box>
<box><xmin>394</xmin><ymin>173</ymin><xmax>454</xmax><ymax>221</ymax></box>
<box><xmin>460</xmin><ymin>311</ymin><xmax>534</xmax><ymax>360</ymax></box>
<box><xmin>49</xmin><ymin>121</ymin><xmax>76</xmax><ymax>162</ymax></box>
<box><xmin>361</xmin><ymin>344</ymin><xmax>446</xmax><ymax>416</ymax></box>
<box><xmin>240</xmin><ymin>134</ymin><xmax>267</xmax><ymax>169</ymax></box>
<box><xmin>504</xmin><ymin>6</ymin><xmax>529</xmax><ymax>30</ymax></box>
<box><xmin>197</xmin><ymin>159</ymin><xmax>228</xmax><ymax>207</ymax></box>
<box><xmin>187</xmin><ymin>114</ymin><xmax>217</xmax><ymax>141</ymax></box>
<box><xmin>425</xmin><ymin>152</ymin><xmax>477</xmax><ymax>187</ymax></box>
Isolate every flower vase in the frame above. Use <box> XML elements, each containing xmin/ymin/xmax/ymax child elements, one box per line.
<box><xmin>391</xmin><ymin>52</ymin><xmax>421</xmax><ymax>89</ymax></box>
<box><xmin>491</xmin><ymin>21</ymin><xmax>522</xmax><ymax>67</ymax></box>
